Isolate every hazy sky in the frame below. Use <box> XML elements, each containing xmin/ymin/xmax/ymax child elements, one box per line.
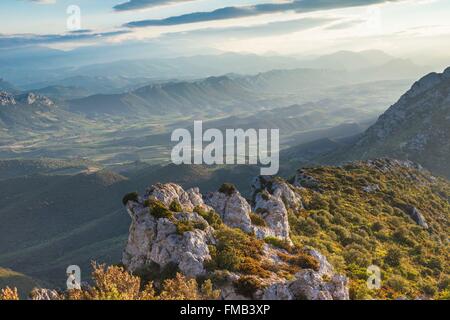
<box><xmin>1</xmin><ymin>0</ymin><xmax>450</xmax><ymax>60</ymax></box>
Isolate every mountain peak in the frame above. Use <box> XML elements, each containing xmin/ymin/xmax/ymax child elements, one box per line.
<box><xmin>407</xmin><ymin>67</ymin><xmax>450</xmax><ymax>98</ymax></box>
<box><xmin>336</xmin><ymin>67</ymin><xmax>450</xmax><ymax>178</ymax></box>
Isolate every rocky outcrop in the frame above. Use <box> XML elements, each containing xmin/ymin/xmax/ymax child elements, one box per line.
<box><xmin>29</xmin><ymin>288</ymin><xmax>61</xmax><ymax>300</ymax></box>
<box><xmin>123</xmin><ymin>185</ymin><xmax>215</xmax><ymax>277</ymax></box>
<box><xmin>261</xmin><ymin>249</ymin><xmax>349</xmax><ymax>300</ymax></box>
<box><xmin>145</xmin><ymin>183</ymin><xmax>210</xmax><ymax>212</ymax></box>
<box><xmin>16</xmin><ymin>92</ymin><xmax>54</xmax><ymax>107</ymax></box>
<box><xmin>204</xmin><ymin>188</ymin><xmax>253</xmax><ymax>233</ymax></box>
<box><xmin>402</xmin><ymin>205</ymin><xmax>429</xmax><ymax>229</ymax></box>
<box><xmin>251</xmin><ymin>177</ymin><xmax>302</xmax><ymax>243</ymax></box>
<box><xmin>122</xmin><ymin>182</ymin><xmax>349</xmax><ymax>300</ymax></box>
<box><xmin>293</xmin><ymin>170</ymin><xmax>320</xmax><ymax>189</ymax></box>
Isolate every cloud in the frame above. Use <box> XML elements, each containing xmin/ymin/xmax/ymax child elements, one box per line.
<box><xmin>0</xmin><ymin>30</ymin><xmax>130</xmax><ymax>49</ymax></box>
<box><xmin>164</xmin><ymin>17</ymin><xmax>338</xmax><ymax>40</ymax></box>
<box><xmin>114</xmin><ymin>0</ymin><xmax>194</xmax><ymax>11</ymax></box>
<box><xmin>26</xmin><ymin>0</ymin><xmax>56</xmax><ymax>3</ymax></box>
<box><xmin>125</xmin><ymin>0</ymin><xmax>401</xmax><ymax>28</ymax></box>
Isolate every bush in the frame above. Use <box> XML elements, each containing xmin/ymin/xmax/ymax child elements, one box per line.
<box><xmin>249</xmin><ymin>213</ymin><xmax>266</xmax><ymax>227</ymax></box>
<box><xmin>122</xmin><ymin>192</ymin><xmax>139</xmax><ymax>205</ymax></box>
<box><xmin>206</xmin><ymin>226</ymin><xmax>265</xmax><ymax>276</ymax></box>
<box><xmin>264</xmin><ymin>236</ymin><xmax>291</xmax><ymax>251</ymax></box>
<box><xmin>385</xmin><ymin>248</ymin><xmax>402</xmax><ymax>267</ymax></box>
<box><xmin>0</xmin><ymin>287</ymin><xmax>19</xmax><ymax>300</ymax></box>
<box><xmin>291</xmin><ymin>252</ymin><xmax>320</xmax><ymax>271</ymax></box>
<box><xmin>219</xmin><ymin>183</ymin><xmax>237</xmax><ymax>196</ymax></box>
<box><xmin>194</xmin><ymin>206</ymin><xmax>222</xmax><ymax>228</ymax></box>
<box><xmin>386</xmin><ymin>275</ymin><xmax>408</xmax><ymax>294</ymax></box>
<box><xmin>279</xmin><ymin>251</ymin><xmax>320</xmax><ymax>271</ymax></box>
<box><xmin>169</xmin><ymin>200</ymin><xmax>183</xmax><ymax>212</ymax></box>
<box><xmin>148</xmin><ymin>199</ymin><xmax>173</xmax><ymax>219</ymax></box>
<box><xmin>175</xmin><ymin>219</ymin><xmax>207</xmax><ymax>235</ymax></box>
<box><xmin>233</xmin><ymin>276</ymin><xmax>263</xmax><ymax>298</ymax></box>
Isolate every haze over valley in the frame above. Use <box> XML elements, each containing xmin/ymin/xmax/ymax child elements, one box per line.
<box><xmin>0</xmin><ymin>0</ymin><xmax>448</xmax><ymax>300</ymax></box>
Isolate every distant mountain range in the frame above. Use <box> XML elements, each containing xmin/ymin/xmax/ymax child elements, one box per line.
<box><xmin>0</xmin><ymin>92</ymin><xmax>90</xmax><ymax>141</ymax></box>
<box><xmin>0</xmin><ymin>50</ymin><xmax>433</xmax><ymax>89</ymax></box>
<box><xmin>305</xmin><ymin>50</ymin><xmax>395</xmax><ymax>70</ymax></box>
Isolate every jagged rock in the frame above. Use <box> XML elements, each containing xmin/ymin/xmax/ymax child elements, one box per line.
<box><xmin>145</xmin><ymin>183</ymin><xmax>210</xmax><ymax>212</ymax></box>
<box><xmin>253</xmin><ymin>192</ymin><xmax>291</xmax><ymax>242</ymax></box>
<box><xmin>293</xmin><ymin>170</ymin><xmax>320</xmax><ymax>189</ymax></box>
<box><xmin>262</xmin><ymin>282</ymin><xmax>294</xmax><ymax>300</ymax></box>
<box><xmin>123</xmin><ymin>190</ymin><xmax>214</xmax><ymax>277</ymax></box>
<box><xmin>403</xmin><ymin>205</ymin><xmax>429</xmax><ymax>229</ymax></box>
<box><xmin>362</xmin><ymin>184</ymin><xmax>380</xmax><ymax>193</ymax></box>
<box><xmin>251</xmin><ymin>177</ymin><xmax>299</xmax><ymax>243</ymax></box>
<box><xmin>307</xmin><ymin>249</ymin><xmax>334</xmax><ymax>276</ymax></box>
<box><xmin>204</xmin><ymin>189</ymin><xmax>253</xmax><ymax>233</ymax></box>
<box><xmin>29</xmin><ymin>288</ymin><xmax>61</xmax><ymax>300</ymax></box>
<box><xmin>252</xmin><ymin>176</ymin><xmax>303</xmax><ymax>211</ymax></box>
<box><xmin>288</xmin><ymin>270</ymin><xmax>349</xmax><ymax>300</ymax></box>
<box><xmin>261</xmin><ymin>249</ymin><xmax>349</xmax><ymax>300</ymax></box>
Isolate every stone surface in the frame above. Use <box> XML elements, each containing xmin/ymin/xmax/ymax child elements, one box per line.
<box><xmin>204</xmin><ymin>189</ymin><xmax>253</xmax><ymax>233</ymax></box>
<box><xmin>251</xmin><ymin>176</ymin><xmax>301</xmax><ymax>243</ymax></box>
<box><xmin>122</xmin><ymin>190</ymin><xmax>213</xmax><ymax>277</ymax></box>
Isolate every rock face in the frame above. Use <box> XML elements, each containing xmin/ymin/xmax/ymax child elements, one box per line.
<box><xmin>145</xmin><ymin>183</ymin><xmax>209</xmax><ymax>212</ymax></box>
<box><xmin>122</xmin><ymin>182</ymin><xmax>349</xmax><ymax>300</ymax></box>
<box><xmin>123</xmin><ymin>210</ymin><xmax>213</xmax><ymax>278</ymax></box>
<box><xmin>251</xmin><ymin>176</ymin><xmax>302</xmax><ymax>243</ymax></box>
<box><xmin>204</xmin><ymin>189</ymin><xmax>253</xmax><ymax>233</ymax></box>
<box><xmin>403</xmin><ymin>205</ymin><xmax>429</xmax><ymax>229</ymax></box>
<box><xmin>339</xmin><ymin>67</ymin><xmax>450</xmax><ymax>178</ymax></box>
<box><xmin>261</xmin><ymin>249</ymin><xmax>349</xmax><ymax>300</ymax></box>
<box><xmin>29</xmin><ymin>288</ymin><xmax>61</xmax><ymax>300</ymax></box>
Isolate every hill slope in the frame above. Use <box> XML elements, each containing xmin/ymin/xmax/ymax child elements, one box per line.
<box><xmin>0</xmin><ymin>267</ymin><xmax>39</xmax><ymax>298</ymax></box>
<box><xmin>327</xmin><ymin>67</ymin><xmax>450</xmax><ymax>178</ymax></box>
<box><xmin>118</xmin><ymin>159</ymin><xmax>449</xmax><ymax>300</ymax></box>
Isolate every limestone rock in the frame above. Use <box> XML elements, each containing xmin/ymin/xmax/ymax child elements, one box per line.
<box><xmin>122</xmin><ymin>185</ymin><xmax>214</xmax><ymax>277</ymax></box>
<box><xmin>145</xmin><ymin>183</ymin><xmax>210</xmax><ymax>212</ymax></box>
<box><xmin>251</xmin><ymin>177</ymin><xmax>300</xmax><ymax>243</ymax></box>
<box><xmin>29</xmin><ymin>288</ymin><xmax>61</xmax><ymax>300</ymax></box>
<box><xmin>204</xmin><ymin>189</ymin><xmax>253</xmax><ymax>233</ymax></box>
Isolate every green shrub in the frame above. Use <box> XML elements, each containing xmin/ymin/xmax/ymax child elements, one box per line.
<box><xmin>233</xmin><ymin>276</ymin><xmax>263</xmax><ymax>298</ymax></box>
<box><xmin>122</xmin><ymin>192</ymin><xmax>139</xmax><ymax>205</ymax></box>
<box><xmin>176</xmin><ymin>220</ymin><xmax>194</xmax><ymax>234</ymax></box>
<box><xmin>219</xmin><ymin>183</ymin><xmax>237</xmax><ymax>196</ymax></box>
<box><xmin>169</xmin><ymin>200</ymin><xmax>183</xmax><ymax>212</ymax></box>
<box><xmin>206</xmin><ymin>226</ymin><xmax>265</xmax><ymax>275</ymax></box>
<box><xmin>148</xmin><ymin>199</ymin><xmax>173</xmax><ymax>219</ymax></box>
<box><xmin>386</xmin><ymin>275</ymin><xmax>408</xmax><ymax>294</ymax></box>
<box><xmin>288</xmin><ymin>252</ymin><xmax>320</xmax><ymax>271</ymax></box>
<box><xmin>385</xmin><ymin>248</ymin><xmax>402</xmax><ymax>267</ymax></box>
<box><xmin>249</xmin><ymin>213</ymin><xmax>266</xmax><ymax>227</ymax></box>
<box><xmin>194</xmin><ymin>206</ymin><xmax>222</xmax><ymax>228</ymax></box>
<box><xmin>264</xmin><ymin>236</ymin><xmax>291</xmax><ymax>251</ymax></box>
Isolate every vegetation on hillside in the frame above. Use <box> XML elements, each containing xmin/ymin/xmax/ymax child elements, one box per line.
<box><xmin>287</xmin><ymin>160</ymin><xmax>449</xmax><ymax>299</ymax></box>
<box><xmin>1</xmin><ymin>160</ymin><xmax>448</xmax><ymax>300</ymax></box>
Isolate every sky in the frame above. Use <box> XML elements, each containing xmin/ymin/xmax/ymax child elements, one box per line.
<box><xmin>1</xmin><ymin>0</ymin><xmax>450</xmax><ymax>61</ymax></box>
